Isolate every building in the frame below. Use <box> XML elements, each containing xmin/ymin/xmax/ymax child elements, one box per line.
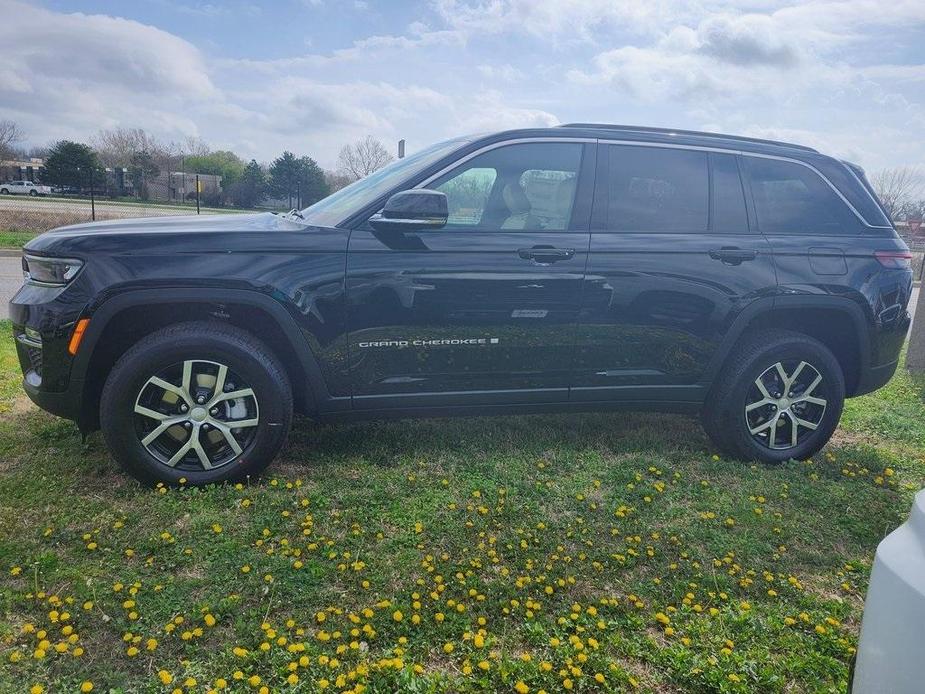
<box><xmin>0</xmin><ymin>157</ymin><xmax>46</xmax><ymax>183</ymax></box>
<box><xmin>146</xmin><ymin>171</ymin><xmax>223</xmax><ymax>203</ymax></box>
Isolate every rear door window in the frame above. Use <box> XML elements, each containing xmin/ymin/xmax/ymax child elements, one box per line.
<box><xmin>605</xmin><ymin>145</ymin><xmax>709</xmax><ymax>232</ymax></box>
<box><xmin>745</xmin><ymin>157</ymin><xmax>860</xmax><ymax>234</ymax></box>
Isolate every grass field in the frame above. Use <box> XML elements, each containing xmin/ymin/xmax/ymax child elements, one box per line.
<box><xmin>0</xmin><ymin>230</ymin><xmax>36</xmax><ymax>248</ymax></box>
<box><xmin>0</xmin><ymin>319</ymin><xmax>923</xmax><ymax>693</ymax></box>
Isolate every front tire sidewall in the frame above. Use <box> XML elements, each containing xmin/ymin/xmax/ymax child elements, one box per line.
<box><xmin>725</xmin><ymin>341</ymin><xmax>844</xmax><ymax>463</ymax></box>
<box><xmin>102</xmin><ymin>333</ymin><xmax>290</xmax><ymax>486</ymax></box>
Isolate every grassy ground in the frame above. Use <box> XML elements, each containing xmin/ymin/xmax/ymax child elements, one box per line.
<box><xmin>0</xmin><ymin>319</ymin><xmax>923</xmax><ymax>693</ymax></box>
<box><xmin>0</xmin><ymin>230</ymin><xmax>34</xmax><ymax>248</ymax></box>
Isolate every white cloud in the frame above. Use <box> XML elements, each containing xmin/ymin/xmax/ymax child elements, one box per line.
<box><xmin>0</xmin><ymin>0</ymin><xmax>921</xmax><ymax>174</ymax></box>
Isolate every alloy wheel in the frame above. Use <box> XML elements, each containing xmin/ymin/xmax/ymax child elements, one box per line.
<box><xmin>744</xmin><ymin>360</ymin><xmax>827</xmax><ymax>450</ymax></box>
<box><xmin>133</xmin><ymin>359</ymin><xmax>259</xmax><ymax>470</ymax></box>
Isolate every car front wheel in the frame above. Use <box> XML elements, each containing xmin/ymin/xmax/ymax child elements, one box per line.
<box><xmin>0</xmin><ymin>188</ymin><xmax>8</xmax><ymax>195</ymax></box>
<box><xmin>101</xmin><ymin>322</ymin><xmax>292</xmax><ymax>485</ymax></box>
<box><xmin>701</xmin><ymin>329</ymin><xmax>845</xmax><ymax>463</ymax></box>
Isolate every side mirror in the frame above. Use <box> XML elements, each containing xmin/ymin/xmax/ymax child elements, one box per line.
<box><xmin>369</xmin><ymin>189</ymin><xmax>448</xmax><ymax>231</ymax></box>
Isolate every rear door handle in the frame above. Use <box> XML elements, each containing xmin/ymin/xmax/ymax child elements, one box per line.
<box><xmin>518</xmin><ymin>247</ymin><xmax>575</xmax><ymax>263</ymax></box>
<box><xmin>709</xmin><ymin>247</ymin><xmax>758</xmax><ymax>265</ymax></box>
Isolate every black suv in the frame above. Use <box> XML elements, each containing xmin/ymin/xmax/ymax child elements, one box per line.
<box><xmin>10</xmin><ymin>124</ymin><xmax>914</xmax><ymax>485</ymax></box>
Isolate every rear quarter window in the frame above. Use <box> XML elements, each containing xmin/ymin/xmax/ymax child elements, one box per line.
<box><xmin>745</xmin><ymin>157</ymin><xmax>861</xmax><ymax>235</ymax></box>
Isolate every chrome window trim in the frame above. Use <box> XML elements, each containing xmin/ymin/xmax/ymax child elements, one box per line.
<box><xmin>839</xmin><ymin>160</ymin><xmax>894</xmax><ymax>228</ymax></box>
<box><xmin>413</xmin><ymin>135</ymin><xmax>890</xmax><ymax>230</ymax></box>
<box><xmin>598</xmin><ymin>139</ymin><xmax>888</xmax><ymax>230</ymax></box>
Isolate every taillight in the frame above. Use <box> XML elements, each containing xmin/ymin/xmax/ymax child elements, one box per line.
<box><xmin>874</xmin><ymin>250</ymin><xmax>913</xmax><ymax>269</ymax></box>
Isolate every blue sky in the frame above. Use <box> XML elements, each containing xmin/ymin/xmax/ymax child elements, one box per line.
<box><xmin>3</xmin><ymin>0</ymin><xmax>924</xmax><ymax>172</ymax></box>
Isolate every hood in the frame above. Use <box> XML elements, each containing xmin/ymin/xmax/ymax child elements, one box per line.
<box><xmin>24</xmin><ymin>212</ymin><xmax>310</xmax><ymax>255</ymax></box>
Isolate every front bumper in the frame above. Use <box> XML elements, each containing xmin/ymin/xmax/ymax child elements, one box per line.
<box><xmin>9</xmin><ymin>280</ymin><xmax>87</xmax><ymax>424</ymax></box>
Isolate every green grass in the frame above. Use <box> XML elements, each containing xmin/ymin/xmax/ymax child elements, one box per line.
<box><xmin>0</xmin><ymin>322</ymin><xmax>923</xmax><ymax>693</ymax></box>
<box><xmin>0</xmin><ymin>230</ymin><xmax>35</xmax><ymax>248</ymax></box>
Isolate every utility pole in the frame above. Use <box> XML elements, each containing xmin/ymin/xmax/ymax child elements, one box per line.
<box><xmin>195</xmin><ymin>174</ymin><xmax>201</xmax><ymax>214</ymax></box>
<box><xmin>398</xmin><ymin>139</ymin><xmax>405</xmax><ymax>159</ymax></box>
<box><xmin>89</xmin><ymin>166</ymin><xmax>96</xmax><ymax>221</ymax></box>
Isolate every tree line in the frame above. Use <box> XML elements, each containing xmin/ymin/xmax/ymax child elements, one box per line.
<box><xmin>0</xmin><ymin>120</ymin><xmax>395</xmax><ymax>210</ymax></box>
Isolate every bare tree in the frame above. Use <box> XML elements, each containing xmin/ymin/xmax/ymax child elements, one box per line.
<box><xmin>182</xmin><ymin>136</ymin><xmax>211</xmax><ymax>158</ymax></box>
<box><xmin>871</xmin><ymin>166</ymin><xmax>922</xmax><ymax>221</ymax></box>
<box><xmin>92</xmin><ymin>127</ymin><xmax>169</xmax><ymax>168</ymax></box>
<box><xmin>337</xmin><ymin>135</ymin><xmax>394</xmax><ymax>181</ymax></box>
<box><xmin>0</xmin><ymin>119</ymin><xmax>24</xmax><ymax>160</ymax></box>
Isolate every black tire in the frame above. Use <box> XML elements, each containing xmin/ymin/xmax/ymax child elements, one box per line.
<box><xmin>28</xmin><ymin>189</ymin><xmax>37</xmax><ymax>196</ymax></box>
<box><xmin>0</xmin><ymin>188</ymin><xmax>8</xmax><ymax>195</ymax></box>
<box><xmin>101</xmin><ymin>322</ymin><xmax>292</xmax><ymax>486</ymax></box>
<box><xmin>701</xmin><ymin>329</ymin><xmax>844</xmax><ymax>463</ymax></box>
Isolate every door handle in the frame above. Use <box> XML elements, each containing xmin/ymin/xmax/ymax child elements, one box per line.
<box><xmin>517</xmin><ymin>246</ymin><xmax>575</xmax><ymax>263</ymax></box>
<box><xmin>709</xmin><ymin>247</ymin><xmax>758</xmax><ymax>265</ymax></box>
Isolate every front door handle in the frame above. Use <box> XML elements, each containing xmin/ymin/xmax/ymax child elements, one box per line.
<box><xmin>709</xmin><ymin>247</ymin><xmax>758</xmax><ymax>265</ymax></box>
<box><xmin>518</xmin><ymin>246</ymin><xmax>575</xmax><ymax>263</ymax></box>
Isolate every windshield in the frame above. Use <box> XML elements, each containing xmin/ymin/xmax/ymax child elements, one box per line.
<box><xmin>301</xmin><ymin>136</ymin><xmax>471</xmax><ymax>228</ymax></box>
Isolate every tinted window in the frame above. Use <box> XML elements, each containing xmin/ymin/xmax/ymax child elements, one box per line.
<box><xmin>746</xmin><ymin>157</ymin><xmax>859</xmax><ymax>234</ymax></box>
<box><xmin>429</xmin><ymin>142</ymin><xmax>583</xmax><ymax>230</ymax></box>
<box><xmin>606</xmin><ymin>146</ymin><xmax>708</xmax><ymax>232</ymax></box>
<box><xmin>711</xmin><ymin>153</ymin><xmax>749</xmax><ymax>232</ymax></box>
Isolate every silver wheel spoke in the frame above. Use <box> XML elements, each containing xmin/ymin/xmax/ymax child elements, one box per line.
<box><xmin>148</xmin><ymin>377</ymin><xmax>188</xmax><ymax>402</ymax></box>
<box><xmin>190</xmin><ymin>432</ymin><xmax>213</xmax><ymax>469</ymax></box>
<box><xmin>209</xmin><ymin>387</ymin><xmax>256</xmax><ymax>406</ymax></box>
<box><xmin>211</xmin><ymin>422</ymin><xmax>243</xmax><ymax>456</ymax></box>
<box><xmin>774</xmin><ymin>362</ymin><xmax>789</xmax><ymax>391</ymax></box>
<box><xmin>754</xmin><ymin>378</ymin><xmax>773</xmax><ymax>400</ymax></box>
<box><xmin>181</xmin><ymin>360</ymin><xmax>193</xmax><ymax>396</ymax></box>
<box><xmin>803</xmin><ymin>373</ymin><xmax>823</xmax><ymax>397</ymax></box>
<box><xmin>789</xmin><ymin>412</ymin><xmax>798</xmax><ymax>447</ymax></box>
<box><xmin>166</xmin><ymin>439</ymin><xmax>193</xmax><ymax>467</ymax></box>
<box><xmin>228</xmin><ymin>417</ymin><xmax>259</xmax><ymax>428</ymax></box>
<box><xmin>768</xmin><ymin>417</ymin><xmax>779</xmax><ymax>446</ymax></box>
<box><xmin>793</xmin><ymin>416</ymin><xmax>819</xmax><ymax>431</ymax></box>
<box><xmin>134</xmin><ymin>404</ymin><xmax>170</xmax><ymax>421</ymax></box>
<box><xmin>213</xmin><ymin>364</ymin><xmax>228</xmax><ymax>396</ymax></box>
<box><xmin>141</xmin><ymin>418</ymin><xmax>183</xmax><ymax>446</ymax></box>
<box><xmin>749</xmin><ymin>419</ymin><xmax>774</xmax><ymax>435</ymax></box>
<box><xmin>788</xmin><ymin>361</ymin><xmax>807</xmax><ymax>390</ymax></box>
<box><xmin>799</xmin><ymin>395</ymin><xmax>827</xmax><ymax>407</ymax></box>
<box><xmin>746</xmin><ymin>398</ymin><xmax>774</xmax><ymax>413</ymax></box>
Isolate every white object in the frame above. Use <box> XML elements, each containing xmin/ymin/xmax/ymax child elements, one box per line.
<box><xmin>853</xmin><ymin>489</ymin><xmax>925</xmax><ymax>692</ymax></box>
<box><xmin>0</xmin><ymin>180</ymin><xmax>52</xmax><ymax>195</ymax></box>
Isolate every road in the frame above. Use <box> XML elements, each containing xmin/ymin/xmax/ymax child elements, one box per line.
<box><xmin>0</xmin><ymin>250</ymin><xmax>920</xmax><ymax>326</ymax></box>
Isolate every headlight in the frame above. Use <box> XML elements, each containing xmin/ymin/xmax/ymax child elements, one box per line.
<box><xmin>22</xmin><ymin>254</ymin><xmax>84</xmax><ymax>286</ymax></box>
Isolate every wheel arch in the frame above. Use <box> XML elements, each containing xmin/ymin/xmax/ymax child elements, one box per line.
<box><xmin>704</xmin><ymin>296</ymin><xmax>872</xmax><ymax>397</ymax></box>
<box><xmin>74</xmin><ymin>288</ymin><xmax>328</xmax><ymax>430</ymax></box>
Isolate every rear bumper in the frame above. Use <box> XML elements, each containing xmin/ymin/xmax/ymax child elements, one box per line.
<box><xmin>851</xmin><ymin>359</ymin><xmax>899</xmax><ymax>397</ymax></box>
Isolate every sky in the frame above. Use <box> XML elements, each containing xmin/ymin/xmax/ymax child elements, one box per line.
<box><xmin>1</xmin><ymin>0</ymin><xmax>923</xmax><ymax>173</ymax></box>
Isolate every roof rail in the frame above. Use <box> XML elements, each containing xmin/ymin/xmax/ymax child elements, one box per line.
<box><xmin>557</xmin><ymin>123</ymin><xmax>818</xmax><ymax>153</ymax></box>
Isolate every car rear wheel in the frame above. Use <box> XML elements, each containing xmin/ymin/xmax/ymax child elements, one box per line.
<box><xmin>701</xmin><ymin>329</ymin><xmax>845</xmax><ymax>463</ymax></box>
<box><xmin>101</xmin><ymin>322</ymin><xmax>292</xmax><ymax>485</ymax></box>
<box><xmin>28</xmin><ymin>189</ymin><xmax>38</xmax><ymax>196</ymax></box>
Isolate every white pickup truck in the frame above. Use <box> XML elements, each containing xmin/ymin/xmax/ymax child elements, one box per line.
<box><xmin>0</xmin><ymin>180</ymin><xmax>52</xmax><ymax>196</ymax></box>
